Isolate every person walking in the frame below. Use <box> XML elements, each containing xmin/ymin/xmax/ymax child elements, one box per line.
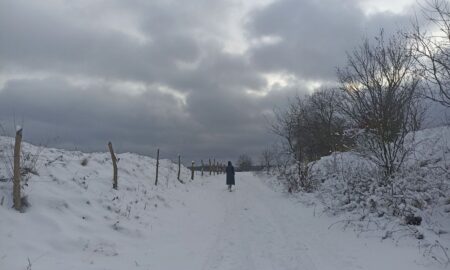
<box><xmin>225</xmin><ymin>161</ymin><xmax>235</xmax><ymax>192</ymax></box>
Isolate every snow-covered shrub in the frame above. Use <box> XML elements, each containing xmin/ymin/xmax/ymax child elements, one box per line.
<box><xmin>308</xmin><ymin>127</ymin><xmax>450</xmax><ymax>264</ymax></box>
<box><xmin>310</xmin><ymin>151</ymin><xmax>380</xmax><ymax>213</ymax></box>
<box><xmin>311</xmin><ymin>127</ymin><xmax>449</xmax><ymax>217</ymax></box>
<box><xmin>269</xmin><ymin>151</ymin><xmax>319</xmax><ymax>193</ymax></box>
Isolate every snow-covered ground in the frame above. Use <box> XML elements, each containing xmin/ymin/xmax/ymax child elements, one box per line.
<box><xmin>305</xmin><ymin>126</ymin><xmax>450</xmax><ymax>265</ymax></box>
<box><xmin>0</xmin><ymin>136</ymin><xmax>448</xmax><ymax>269</ymax></box>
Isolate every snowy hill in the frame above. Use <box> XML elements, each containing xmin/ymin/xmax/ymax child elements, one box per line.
<box><xmin>0</xmin><ymin>131</ymin><xmax>449</xmax><ymax>269</ymax></box>
<box><xmin>0</xmin><ymin>137</ymin><xmax>196</xmax><ymax>269</ymax></box>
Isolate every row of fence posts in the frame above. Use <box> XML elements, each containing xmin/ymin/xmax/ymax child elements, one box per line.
<box><xmin>108</xmin><ymin>142</ymin><xmax>226</xmax><ymax>189</ymax></box>
<box><xmin>10</xmin><ymin>131</ymin><xmax>229</xmax><ymax>211</ymax></box>
<box><xmin>107</xmin><ymin>143</ymin><xmax>228</xmax><ymax>189</ymax></box>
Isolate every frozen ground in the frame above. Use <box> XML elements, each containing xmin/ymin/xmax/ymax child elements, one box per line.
<box><xmin>0</xmin><ymin>138</ymin><xmax>445</xmax><ymax>270</ymax></box>
<box><xmin>0</xmin><ymin>168</ymin><xmax>440</xmax><ymax>270</ymax></box>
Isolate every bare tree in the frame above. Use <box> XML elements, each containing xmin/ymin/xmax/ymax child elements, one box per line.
<box><xmin>236</xmin><ymin>154</ymin><xmax>253</xmax><ymax>171</ymax></box>
<box><xmin>337</xmin><ymin>31</ymin><xmax>423</xmax><ymax>183</ymax></box>
<box><xmin>304</xmin><ymin>88</ymin><xmax>349</xmax><ymax>159</ymax></box>
<box><xmin>260</xmin><ymin>147</ymin><xmax>275</xmax><ymax>173</ymax></box>
<box><xmin>271</xmin><ymin>97</ymin><xmax>307</xmax><ymax>163</ymax></box>
<box><xmin>409</xmin><ymin>0</ymin><xmax>450</xmax><ymax>107</ymax></box>
<box><xmin>270</xmin><ymin>97</ymin><xmax>315</xmax><ymax>191</ymax></box>
<box><xmin>271</xmin><ymin>89</ymin><xmax>348</xmax><ymax>162</ymax></box>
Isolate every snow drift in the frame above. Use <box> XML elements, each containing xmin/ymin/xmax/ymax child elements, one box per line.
<box><xmin>308</xmin><ymin>126</ymin><xmax>450</xmax><ymax>264</ymax></box>
<box><xmin>0</xmin><ymin>137</ymin><xmax>194</xmax><ymax>269</ymax></box>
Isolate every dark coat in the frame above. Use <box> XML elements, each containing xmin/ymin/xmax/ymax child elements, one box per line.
<box><xmin>226</xmin><ymin>165</ymin><xmax>235</xmax><ymax>185</ymax></box>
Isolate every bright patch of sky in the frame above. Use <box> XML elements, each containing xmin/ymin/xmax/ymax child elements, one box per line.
<box><xmin>360</xmin><ymin>0</ymin><xmax>416</xmax><ymax>15</ymax></box>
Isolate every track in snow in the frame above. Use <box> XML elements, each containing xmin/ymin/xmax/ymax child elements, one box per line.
<box><xmin>201</xmin><ymin>174</ymin><xmax>316</xmax><ymax>270</ymax></box>
<box><xmin>145</xmin><ymin>172</ymin><xmax>436</xmax><ymax>270</ymax></box>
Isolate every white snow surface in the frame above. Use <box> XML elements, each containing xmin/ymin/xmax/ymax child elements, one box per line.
<box><xmin>0</xmin><ymin>136</ymin><xmax>447</xmax><ymax>269</ymax></box>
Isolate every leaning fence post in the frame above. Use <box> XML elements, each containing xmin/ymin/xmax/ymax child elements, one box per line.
<box><xmin>13</xmin><ymin>128</ymin><xmax>22</xmax><ymax>211</ymax></box>
<box><xmin>177</xmin><ymin>154</ymin><xmax>181</xmax><ymax>181</ymax></box>
<box><xmin>155</xmin><ymin>148</ymin><xmax>160</xmax><ymax>186</ymax></box>
<box><xmin>201</xmin><ymin>160</ymin><xmax>204</xmax><ymax>176</ymax></box>
<box><xmin>191</xmin><ymin>161</ymin><xmax>195</xmax><ymax>180</ymax></box>
<box><xmin>108</xmin><ymin>142</ymin><xmax>118</xmax><ymax>190</ymax></box>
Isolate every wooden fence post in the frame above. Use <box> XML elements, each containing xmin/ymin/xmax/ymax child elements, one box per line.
<box><xmin>177</xmin><ymin>154</ymin><xmax>181</xmax><ymax>181</ymax></box>
<box><xmin>155</xmin><ymin>148</ymin><xmax>160</xmax><ymax>186</ymax></box>
<box><xmin>13</xmin><ymin>128</ymin><xmax>22</xmax><ymax>211</ymax></box>
<box><xmin>178</xmin><ymin>155</ymin><xmax>181</xmax><ymax>180</ymax></box>
<box><xmin>108</xmin><ymin>142</ymin><xmax>118</xmax><ymax>190</ymax></box>
<box><xmin>213</xmin><ymin>158</ymin><xmax>216</xmax><ymax>175</ymax></box>
<box><xmin>174</xmin><ymin>154</ymin><xmax>184</xmax><ymax>184</ymax></box>
<box><xmin>201</xmin><ymin>160</ymin><xmax>204</xmax><ymax>176</ymax></box>
<box><xmin>191</xmin><ymin>161</ymin><xmax>195</xmax><ymax>180</ymax></box>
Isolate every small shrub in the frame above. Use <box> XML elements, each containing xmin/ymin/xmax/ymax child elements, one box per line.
<box><xmin>405</xmin><ymin>215</ymin><xmax>422</xmax><ymax>226</ymax></box>
<box><xmin>80</xmin><ymin>158</ymin><xmax>88</xmax><ymax>166</ymax></box>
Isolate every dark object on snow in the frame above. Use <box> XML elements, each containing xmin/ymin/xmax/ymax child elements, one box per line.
<box><xmin>415</xmin><ymin>233</ymin><xmax>424</xmax><ymax>240</ymax></box>
<box><xmin>405</xmin><ymin>215</ymin><xmax>422</xmax><ymax>226</ymax></box>
<box><xmin>226</xmin><ymin>161</ymin><xmax>235</xmax><ymax>191</ymax></box>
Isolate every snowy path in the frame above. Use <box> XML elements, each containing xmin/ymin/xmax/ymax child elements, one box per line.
<box><xmin>145</xmin><ymin>173</ymin><xmax>436</xmax><ymax>270</ymax></box>
<box><xmin>1</xmin><ymin>170</ymin><xmax>439</xmax><ymax>270</ymax></box>
<box><xmin>1</xmin><ymin>141</ymin><xmax>445</xmax><ymax>270</ymax></box>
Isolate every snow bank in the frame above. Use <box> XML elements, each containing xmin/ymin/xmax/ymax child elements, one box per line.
<box><xmin>0</xmin><ymin>137</ymin><xmax>196</xmax><ymax>269</ymax></box>
<box><xmin>308</xmin><ymin>126</ymin><xmax>450</xmax><ymax>264</ymax></box>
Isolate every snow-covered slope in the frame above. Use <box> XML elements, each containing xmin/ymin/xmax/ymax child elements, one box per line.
<box><xmin>308</xmin><ymin>126</ymin><xmax>450</xmax><ymax>264</ymax></box>
<box><xmin>0</xmin><ymin>137</ymin><xmax>196</xmax><ymax>269</ymax></box>
<box><xmin>1</xmin><ymin>130</ymin><xmax>449</xmax><ymax>269</ymax></box>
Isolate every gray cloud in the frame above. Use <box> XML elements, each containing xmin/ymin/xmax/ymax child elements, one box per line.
<box><xmin>0</xmin><ymin>76</ymin><xmax>282</xmax><ymax>163</ymax></box>
<box><xmin>0</xmin><ymin>0</ymin><xmax>419</xmax><ymax>163</ymax></box>
<box><xmin>246</xmin><ymin>0</ymin><xmax>412</xmax><ymax>79</ymax></box>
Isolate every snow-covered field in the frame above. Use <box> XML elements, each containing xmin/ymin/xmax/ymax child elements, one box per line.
<box><xmin>0</xmin><ymin>134</ymin><xmax>448</xmax><ymax>269</ymax></box>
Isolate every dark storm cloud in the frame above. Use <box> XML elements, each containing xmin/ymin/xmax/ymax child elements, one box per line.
<box><xmin>0</xmin><ymin>0</ymin><xmax>416</xmax><ymax>162</ymax></box>
<box><xmin>0</xmin><ymin>77</ymin><xmax>280</xmax><ymax>162</ymax></box>
<box><xmin>0</xmin><ymin>78</ymin><xmax>192</xmax><ymax>151</ymax></box>
<box><xmin>0</xmin><ymin>0</ymin><xmax>201</xmax><ymax>86</ymax></box>
<box><xmin>246</xmin><ymin>0</ymin><xmax>412</xmax><ymax>79</ymax></box>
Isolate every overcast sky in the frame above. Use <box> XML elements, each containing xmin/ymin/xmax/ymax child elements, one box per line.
<box><xmin>0</xmin><ymin>0</ymin><xmax>420</xmax><ymax>163</ymax></box>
